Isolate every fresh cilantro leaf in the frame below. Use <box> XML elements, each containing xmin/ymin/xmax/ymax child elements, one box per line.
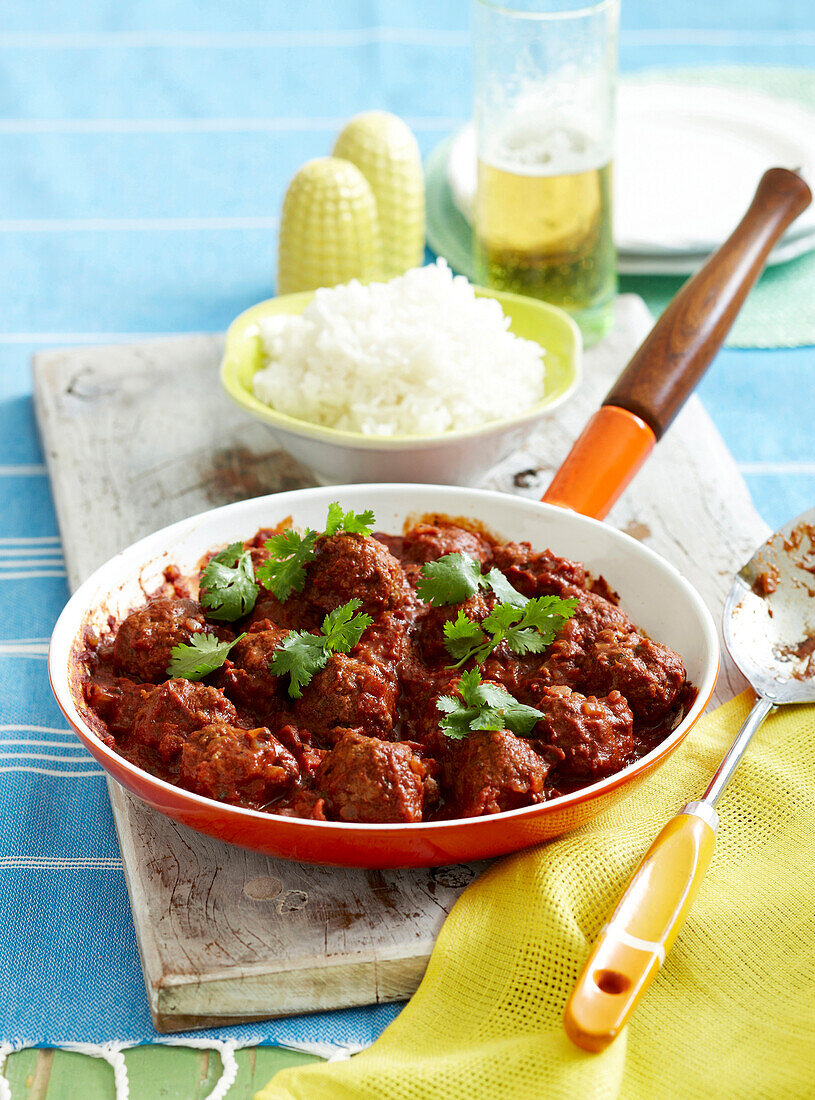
<box><xmin>436</xmin><ymin>670</ymin><xmax>545</xmax><ymax>740</ymax></box>
<box><xmin>324</xmin><ymin>502</ymin><xmax>376</xmax><ymax>537</ymax></box>
<box><xmin>469</xmin><ymin>679</ymin><xmax>546</xmax><ymax>736</ymax></box>
<box><xmin>472</xmin><ymin>678</ymin><xmax>519</xmax><ymax>708</ymax></box>
<box><xmin>167</xmin><ymin>632</ymin><xmax>245</xmax><ymax>681</ymax></box>
<box><xmin>434</xmin><ymin>694</ymin><xmax>460</xmax><ymax>715</ymax></box>
<box><xmin>417</xmin><ymin>552</ymin><xmax>528</xmax><ymax>609</ymax></box>
<box><xmin>484</xmin><ymin>567</ymin><xmax>527</xmax><ymax>607</ymax></box>
<box><xmin>456</xmin><ymin>667</ymin><xmax>485</xmax><ymax>705</ymax></box>
<box><xmin>256</xmin><ymin>527</ymin><xmax>319</xmax><ymax>601</ymax></box>
<box><xmin>416</xmin><ymin>552</ymin><xmax>485</xmax><ymax>606</ymax></box>
<box><xmin>200</xmin><ymin>542</ymin><xmax>259</xmax><ymax>622</ymax></box>
<box><xmin>435</xmin><ymin>698</ymin><xmax>478</xmax><ymax>739</ymax></box>
<box><xmin>270</xmin><ymin>598</ymin><xmax>373</xmax><ymax>698</ymax></box>
<box><xmin>502</xmin><ymin>596</ymin><xmax>579</xmax><ymax>653</ymax></box>
<box><xmin>269</xmin><ymin>631</ymin><xmax>329</xmax><ymax>699</ymax></box>
<box><xmin>499</xmin><ymin>699</ymin><xmax>548</xmax><ymax>736</ymax></box>
<box><xmin>322</xmin><ymin>597</ymin><xmax>374</xmax><ymax>652</ymax></box>
<box><xmin>481</xmin><ymin>602</ymin><xmax>523</xmax><ymax>632</ymax></box>
<box><xmin>443</xmin><ymin>595</ymin><xmax>577</xmax><ymax>667</ymax></box>
<box><xmin>443</xmin><ymin>610</ymin><xmax>491</xmax><ymax>667</ymax></box>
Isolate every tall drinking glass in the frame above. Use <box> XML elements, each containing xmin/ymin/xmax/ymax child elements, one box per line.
<box><xmin>473</xmin><ymin>0</ymin><xmax>619</xmax><ymax>345</ymax></box>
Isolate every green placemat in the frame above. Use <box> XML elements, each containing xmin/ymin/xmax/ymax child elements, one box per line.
<box><xmin>426</xmin><ymin>67</ymin><xmax>815</xmax><ymax>349</ymax></box>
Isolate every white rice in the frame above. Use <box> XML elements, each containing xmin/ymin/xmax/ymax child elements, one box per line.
<box><xmin>252</xmin><ymin>260</ymin><xmax>546</xmax><ymax>436</ymax></box>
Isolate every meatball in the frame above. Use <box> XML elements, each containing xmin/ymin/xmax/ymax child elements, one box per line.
<box><xmin>492</xmin><ymin>545</ymin><xmax>588</xmax><ymax>598</ymax></box>
<box><xmin>417</xmin><ymin>589</ymin><xmax>495</xmax><ymax>664</ymax></box>
<box><xmin>294</xmin><ymin>654</ymin><xmax>398</xmax><ymax>740</ymax></box>
<box><xmin>532</xmin><ymin>685</ymin><xmax>634</xmax><ymax>780</ymax></box>
<box><xmin>220</xmin><ymin>625</ymin><xmax>288</xmax><ymax>714</ymax></box>
<box><xmin>395</xmin><ymin>641</ymin><xmax>460</xmax><ymax>738</ymax></box>
<box><xmin>245</xmin><ymin>591</ymin><xmax>320</xmax><ymax>632</ymax></box>
<box><xmin>569</xmin><ymin>589</ymin><xmax>635</xmax><ymax>642</ymax></box>
<box><xmin>83</xmin><ymin>676</ymin><xmax>154</xmax><ymax>740</ymax></box>
<box><xmin>582</xmin><ymin>630</ymin><xmax>686</xmax><ymax>723</ymax></box>
<box><xmin>179</xmin><ymin>723</ymin><xmax>298</xmax><ymax>806</ymax></box>
<box><xmin>274</xmin><ymin>724</ymin><xmax>327</xmax><ymax>781</ymax></box>
<box><xmin>306</xmin><ymin>533</ymin><xmax>408</xmax><ymax>614</ymax></box>
<box><xmin>316</xmin><ymin>731</ymin><xmax>426</xmax><ymax>823</ymax></box>
<box><xmin>480</xmin><ymin>648</ymin><xmax>539</xmax><ymax>698</ymax></box>
<box><xmin>131</xmin><ymin>678</ymin><xmax>238</xmax><ymax>762</ymax></box>
<box><xmin>444</xmin><ymin>729</ymin><xmax>548</xmax><ymax>818</ymax></box>
<box><xmin>350</xmin><ymin>610</ymin><xmax>410</xmax><ymax>675</ymax></box>
<box><xmin>113</xmin><ymin>598</ymin><xmax>208</xmax><ymax>683</ymax></box>
<box><xmin>401</xmin><ymin>521</ymin><xmax>492</xmax><ymax>565</ymax></box>
<box><xmin>527</xmin><ymin>618</ymin><xmax>589</xmax><ymax>691</ymax></box>
<box><xmin>520</xmin><ymin>591</ymin><xmax>635</xmax><ymax>697</ymax></box>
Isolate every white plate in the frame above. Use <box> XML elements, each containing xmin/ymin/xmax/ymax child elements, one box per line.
<box><xmin>617</xmin><ymin>229</ymin><xmax>815</xmax><ymax>276</ymax></box>
<box><xmin>448</xmin><ymin>80</ymin><xmax>815</xmax><ymax>262</ymax></box>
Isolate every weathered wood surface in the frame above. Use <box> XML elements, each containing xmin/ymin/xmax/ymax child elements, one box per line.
<box><xmin>32</xmin><ymin>295</ymin><xmax>769</xmax><ymax>1032</ymax></box>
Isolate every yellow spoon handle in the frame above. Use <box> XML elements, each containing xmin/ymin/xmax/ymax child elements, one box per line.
<box><xmin>564</xmin><ymin>801</ymin><xmax>718</xmax><ymax>1052</ymax></box>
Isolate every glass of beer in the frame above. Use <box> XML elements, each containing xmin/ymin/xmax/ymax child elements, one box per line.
<box><xmin>473</xmin><ymin>0</ymin><xmax>619</xmax><ymax>346</ymax></box>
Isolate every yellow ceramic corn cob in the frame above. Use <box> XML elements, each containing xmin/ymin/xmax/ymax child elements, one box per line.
<box><xmin>276</xmin><ymin>156</ymin><xmax>383</xmax><ymax>295</ymax></box>
<box><xmin>333</xmin><ymin>111</ymin><xmax>425</xmax><ymax>277</ymax></box>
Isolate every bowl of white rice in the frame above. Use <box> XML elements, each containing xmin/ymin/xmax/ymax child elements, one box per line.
<box><xmin>220</xmin><ymin>260</ymin><xmax>580</xmax><ymax>485</ymax></box>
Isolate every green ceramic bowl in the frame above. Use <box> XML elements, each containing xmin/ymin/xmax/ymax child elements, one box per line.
<box><xmin>220</xmin><ymin>285</ymin><xmax>581</xmax><ymax>485</ymax></box>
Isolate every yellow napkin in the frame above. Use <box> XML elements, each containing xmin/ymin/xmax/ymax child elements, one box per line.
<box><xmin>257</xmin><ymin>693</ymin><xmax>815</xmax><ymax>1100</ymax></box>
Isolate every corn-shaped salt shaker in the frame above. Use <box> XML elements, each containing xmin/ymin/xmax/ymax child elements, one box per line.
<box><xmin>276</xmin><ymin>156</ymin><xmax>383</xmax><ymax>295</ymax></box>
<box><xmin>333</xmin><ymin>111</ymin><xmax>425</xmax><ymax>277</ymax></box>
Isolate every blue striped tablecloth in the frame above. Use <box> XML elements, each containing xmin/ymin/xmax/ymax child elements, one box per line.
<box><xmin>1</xmin><ymin>0</ymin><xmax>813</xmax><ymax>1052</ymax></box>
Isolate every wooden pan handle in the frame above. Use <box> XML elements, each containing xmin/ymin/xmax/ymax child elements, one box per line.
<box><xmin>604</xmin><ymin>167</ymin><xmax>812</xmax><ymax>439</ymax></box>
<box><xmin>544</xmin><ymin>168</ymin><xmax>811</xmax><ymax>519</ymax></box>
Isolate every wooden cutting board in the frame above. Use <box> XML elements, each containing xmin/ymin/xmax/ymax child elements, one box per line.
<box><xmin>32</xmin><ymin>295</ymin><xmax>768</xmax><ymax>1033</ymax></box>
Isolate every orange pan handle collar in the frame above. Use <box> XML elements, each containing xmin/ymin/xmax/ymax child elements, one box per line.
<box><xmin>542</xmin><ymin>405</ymin><xmax>656</xmax><ymax>521</ymax></box>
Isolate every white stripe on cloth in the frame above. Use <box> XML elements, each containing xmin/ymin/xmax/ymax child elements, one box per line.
<box><xmin>3</xmin><ymin>28</ymin><xmax>813</xmax><ymax>48</ymax></box>
<box><xmin>0</xmin><ymin>766</ymin><xmax>105</xmax><ymax>776</ymax></box>
<box><xmin>0</xmin><ymin>536</ymin><xmax>61</xmax><ymax>544</ymax></box>
<box><xmin>0</xmin><ymin>561</ymin><xmax>64</xmax><ymax>568</ymax></box>
<box><xmin>0</xmin><ymin>116</ymin><xmax>462</xmax><ymax>136</ymax></box>
<box><xmin>739</xmin><ymin>461</ymin><xmax>815</xmax><ymax>475</ymax></box>
<box><xmin>0</xmin><ymin>466</ymin><xmax>47</xmax><ymax>476</ymax></box>
<box><xmin>0</xmin><ymin>332</ymin><xmax>182</xmax><ymax>344</ymax></box>
<box><xmin>0</xmin><ymin>739</ymin><xmax>82</xmax><ymax>747</ymax></box>
<box><xmin>0</xmin><ymin>725</ymin><xmax>75</xmax><ymax>734</ymax></box>
<box><xmin>0</xmin><ymin>752</ymin><xmax>94</xmax><ymax>761</ymax></box>
<box><xmin>0</xmin><ymin>857</ymin><xmax>122</xmax><ymax>868</ymax></box>
<box><xmin>623</xmin><ymin>28</ymin><xmax>815</xmax><ymax>45</ymax></box>
<box><xmin>0</xmin><ymin>643</ymin><xmax>51</xmax><ymax>656</ymax></box>
<box><xmin>0</xmin><ymin>28</ymin><xmax>470</xmax><ymax>48</ymax></box>
<box><xmin>0</xmin><ymin>215</ymin><xmax>279</xmax><ymax>230</ymax></box>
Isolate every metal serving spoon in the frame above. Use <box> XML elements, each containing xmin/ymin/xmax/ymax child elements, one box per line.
<box><xmin>564</xmin><ymin>507</ymin><xmax>815</xmax><ymax>1052</ymax></box>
